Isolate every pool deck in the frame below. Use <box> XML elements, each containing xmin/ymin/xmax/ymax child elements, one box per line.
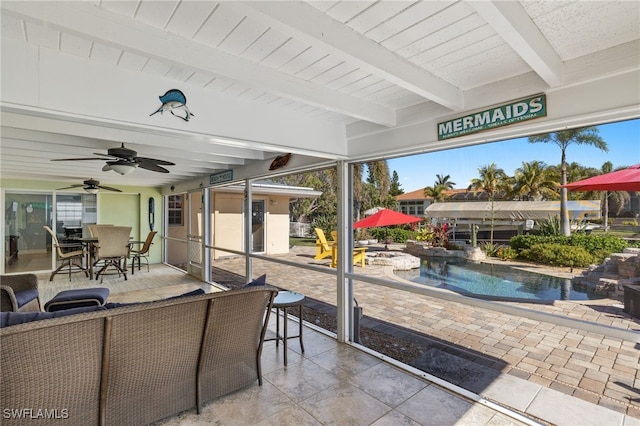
<box><xmin>211</xmin><ymin>244</ymin><xmax>640</xmax><ymax>421</ymax></box>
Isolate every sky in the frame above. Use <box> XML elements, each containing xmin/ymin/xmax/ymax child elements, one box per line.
<box><xmin>387</xmin><ymin>118</ymin><xmax>640</xmax><ymax>193</ymax></box>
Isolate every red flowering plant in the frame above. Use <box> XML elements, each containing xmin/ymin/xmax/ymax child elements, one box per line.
<box><xmin>415</xmin><ymin>223</ymin><xmax>449</xmax><ymax>248</ymax></box>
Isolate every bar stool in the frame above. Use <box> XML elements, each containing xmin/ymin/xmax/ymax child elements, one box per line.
<box><xmin>268</xmin><ymin>290</ymin><xmax>305</xmax><ymax>366</ymax></box>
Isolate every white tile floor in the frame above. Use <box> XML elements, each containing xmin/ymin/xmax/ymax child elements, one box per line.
<box><xmin>156</xmin><ymin>314</ymin><xmax>536</xmax><ymax>426</ymax></box>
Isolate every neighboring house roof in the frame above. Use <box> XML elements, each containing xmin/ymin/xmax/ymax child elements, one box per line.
<box><xmin>424</xmin><ymin>200</ymin><xmax>601</xmax><ymax>221</ymax></box>
<box><xmin>396</xmin><ymin>188</ymin><xmax>429</xmax><ymax>201</ymax></box>
<box><xmin>396</xmin><ymin>188</ymin><xmax>490</xmax><ymax>202</ymax></box>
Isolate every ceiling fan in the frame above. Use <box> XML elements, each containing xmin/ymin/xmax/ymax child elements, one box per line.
<box><xmin>52</xmin><ymin>143</ymin><xmax>175</xmax><ymax>174</ymax></box>
<box><xmin>57</xmin><ymin>178</ymin><xmax>122</xmax><ymax>194</ymax></box>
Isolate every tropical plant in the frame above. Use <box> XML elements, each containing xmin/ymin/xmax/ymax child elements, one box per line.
<box><xmin>415</xmin><ymin>224</ymin><xmax>449</xmax><ymax>248</ymax></box>
<box><xmin>468</xmin><ymin>163</ymin><xmax>509</xmax><ymax>244</ymax></box>
<box><xmin>537</xmin><ymin>215</ymin><xmax>562</xmax><ymax>236</ymax></box>
<box><xmin>480</xmin><ymin>241</ymin><xmax>503</xmax><ymax>257</ymax></box>
<box><xmin>529</xmin><ymin>127</ymin><xmax>608</xmax><ymax>236</ymax></box>
<box><xmin>510</xmin><ymin>160</ymin><xmax>558</xmax><ymax>201</ymax></box>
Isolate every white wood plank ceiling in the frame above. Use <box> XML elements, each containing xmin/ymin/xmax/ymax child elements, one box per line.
<box><xmin>1</xmin><ymin>1</ymin><xmax>639</xmax><ymax>188</ymax></box>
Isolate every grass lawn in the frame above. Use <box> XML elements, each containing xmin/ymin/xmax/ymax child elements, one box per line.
<box><xmin>290</xmin><ymin>237</ymin><xmax>316</xmax><ymax>247</ymax></box>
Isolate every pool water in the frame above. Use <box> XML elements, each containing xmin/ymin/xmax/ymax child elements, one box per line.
<box><xmin>394</xmin><ymin>257</ymin><xmax>602</xmax><ymax>301</ymax></box>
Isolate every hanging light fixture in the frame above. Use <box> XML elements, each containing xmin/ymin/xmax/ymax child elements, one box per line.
<box><xmin>84</xmin><ymin>187</ymin><xmax>99</xmax><ymax>194</ymax></box>
<box><xmin>106</xmin><ymin>160</ymin><xmax>138</xmax><ymax>175</ymax></box>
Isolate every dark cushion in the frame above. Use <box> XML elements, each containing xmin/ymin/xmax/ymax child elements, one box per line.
<box><xmin>0</xmin><ymin>305</ymin><xmax>106</xmax><ymax>327</ymax></box>
<box><xmin>14</xmin><ymin>288</ymin><xmax>39</xmax><ymax>308</ymax></box>
<box><xmin>103</xmin><ymin>288</ymin><xmax>206</xmax><ymax>309</ymax></box>
<box><xmin>44</xmin><ymin>287</ymin><xmax>110</xmax><ymax>312</ymax></box>
<box><xmin>166</xmin><ymin>288</ymin><xmax>206</xmax><ymax>299</ymax></box>
<box><xmin>243</xmin><ymin>274</ymin><xmax>267</xmax><ymax>288</ymax></box>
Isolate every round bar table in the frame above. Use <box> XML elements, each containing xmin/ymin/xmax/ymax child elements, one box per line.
<box><xmin>270</xmin><ymin>290</ymin><xmax>305</xmax><ymax>366</ymax></box>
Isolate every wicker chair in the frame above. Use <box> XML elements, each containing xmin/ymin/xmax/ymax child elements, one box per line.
<box><xmin>0</xmin><ymin>273</ymin><xmax>41</xmax><ymax>312</ymax></box>
<box><xmin>43</xmin><ymin>226</ymin><xmax>88</xmax><ymax>281</ymax></box>
<box><xmin>93</xmin><ymin>226</ymin><xmax>132</xmax><ymax>283</ymax></box>
<box><xmin>129</xmin><ymin>231</ymin><xmax>157</xmax><ymax>274</ymax></box>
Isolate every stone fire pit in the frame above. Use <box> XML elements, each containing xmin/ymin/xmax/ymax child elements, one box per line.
<box><xmin>366</xmin><ymin>251</ymin><xmax>420</xmax><ymax>270</ymax></box>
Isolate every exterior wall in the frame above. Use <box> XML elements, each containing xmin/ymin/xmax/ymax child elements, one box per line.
<box><xmin>266</xmin><ymin>195</ymin><xmax>290</xmax><ymax>255</ymax></box>
<box><xmin>212</xmin><ymin>192</ymin><xmax>244</xmax><ymax>259</ymax></box>
<box><xmin>211</xmin><ymin>192</ymin><xmax>291</xmax><ymax>260</ymax></box>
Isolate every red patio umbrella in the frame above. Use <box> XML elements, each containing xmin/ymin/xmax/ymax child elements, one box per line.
<box><xmin>353</xmin><ymin>208</ymin><xmax>422</xmax><ymax>228</ymax></box>
<box><xmin>562</xmin><ymin>164</ymin><xmax>640</xmax><ymax>192</ymax></box>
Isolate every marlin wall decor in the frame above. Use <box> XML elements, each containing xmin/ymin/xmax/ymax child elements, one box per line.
<box><xmin>150</xmin><ymin>89</ymin><xmax>194</xmax><ymax>122</ymax></box>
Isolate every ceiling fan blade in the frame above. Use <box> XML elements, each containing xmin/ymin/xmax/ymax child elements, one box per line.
<box><xmin>97</xmin><ymin>185</ymin><xmax>122</xmax><ymax>192</ymax></box>
<box><xmin>92</xmin><ymin>153</ymin><xmax>118</xmax><ymax>159</ymax></box>
<box><xmin>56</xmin><ymin>184</ymin><xmax>84</xmax><ymax>190</ymax></box>
<box><xmin>137</xmin><ymin>162</ymin><xmax>170</xmax><ymax>173</ymax></box>
<box><xmin>51</xmin><ymin>157</ymin><xmax>107</xmax><ymax>161</ymax></box>
<box><xmin>135</xmin><ymin>157</ymin><xmax>175</xmax><ymax>166</ymax></box>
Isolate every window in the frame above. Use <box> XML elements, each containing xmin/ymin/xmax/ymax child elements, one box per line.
<box><xmin>168</xmin><ymin>195</ymin><xmax>183</xmax><ymax>226</ymax></box>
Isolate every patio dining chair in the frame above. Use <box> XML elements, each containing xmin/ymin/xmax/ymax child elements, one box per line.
<box><xmin>130</xmin><ymin>231</ymin><xmax>157</xmax><ymax>274</ymax></box>
<box><xmin>93</xmin><ymin>226</ymin><xmax>132</xmax><ymax>283</ymax></box>
<box><xmin>42</xmin><ymin>226</ymin><xmax>89</xmax><ymax>281</ymax></box>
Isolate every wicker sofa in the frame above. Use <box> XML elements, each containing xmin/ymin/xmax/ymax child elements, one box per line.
<box><xmin>0</xmin><ymin>285</ymin><xmax>277</xmax><ymax>426</ymax></box>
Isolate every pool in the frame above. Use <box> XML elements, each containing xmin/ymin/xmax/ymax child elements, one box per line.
<box><xmin>394</xmin><ymin>257</ymin><xmax>603</xmax><ymax>301</ymax></box>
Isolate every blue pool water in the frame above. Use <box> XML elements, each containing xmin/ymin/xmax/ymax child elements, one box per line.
<box><xmin>394</xmin><ymin>257</ymin><xmax>602</xmax><ymax>301</ymax></box>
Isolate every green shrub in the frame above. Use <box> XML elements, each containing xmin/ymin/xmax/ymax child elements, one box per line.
<box><xmin>496</xmin><ymin>247</ymin><xmax>518</xmax><ymax>260</ymax></box>
<box><xmin>621</xmin><ymin>219</ymin><xmax>639</xmax><ymax>226</ymax></box>
<box><xmin>369</xmin><ymin>227</ymin><xmax>414</xmax><ymax>243</ymax></box>
<box><xmin>520</xmin><ymin>243</ymin><xmax>595</xmax><ymax>267</ymax></box>
<box><xmin>509</xmin><ymin>233</ymin><xmax>628</xmax><ymax>263</ymax></box>
<box><xmin>510</xmin><ymin>235</ymin><xmax>568</xmax><ymax>251</ymax></box>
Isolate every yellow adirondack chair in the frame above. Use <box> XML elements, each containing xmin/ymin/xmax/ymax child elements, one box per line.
<box><xmin>314</xmin><ymin>228</ymin><xmax>334</xmax><ymax>260</ymax></box>
<box><xmin>330</xmin><ymin>245</ymin><xmax>367</xmax><ymax>268</ymax></box>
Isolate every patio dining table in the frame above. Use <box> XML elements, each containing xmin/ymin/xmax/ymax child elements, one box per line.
<box><xmin>70</xmin><ymin>236</ymin><xmax>137</xmax><ymax>279</ymax></box>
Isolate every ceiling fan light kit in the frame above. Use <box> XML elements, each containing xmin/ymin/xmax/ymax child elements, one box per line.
<box><xmin>51</xmin><ymin>143</ymin><xmax>175</xmax><ymax>174</ymax></box>
<box><xmin>105</xmin><ymin>160</ymin><xmax>138</xmax><ymax>175</ymax></box>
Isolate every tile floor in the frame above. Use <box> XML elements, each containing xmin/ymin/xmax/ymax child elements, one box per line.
<box><xmin>30</xmin><ymin>262</ymin><xmax>640</xmax><ymax>426</ymax></box>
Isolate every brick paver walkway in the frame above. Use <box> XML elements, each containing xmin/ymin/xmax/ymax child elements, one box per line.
<box><xmin>213</xmin><ymin>245</ymin><xmax>640</xmax><ymax>418</ymax></box>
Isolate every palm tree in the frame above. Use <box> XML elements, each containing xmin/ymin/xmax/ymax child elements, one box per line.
<box><xmin>424</xmin><ymin>174</ymin><xmax>456</xmax><ymax>203</ymax></box>
<box><xmin>529</xmin><ymin>127</ymin><xmax>608</xmax><ymax>236</ymax></box>
<box><xmin>434</xmin><ymin>174</ymin><xmax>456</xmax><ymax>190</ymax></box>
<box><xmin>424</xmin><ymin>185</ymin><xmax>448</xmax><ymax>203</ymax></box>
<box><xmin>511</xmin><ymin>161</ymin><xmax>558</xmax><ymax>201</ymax></box>
<box><xmin>468</xmin><ymin>163</ymin><xmax>509</xmax><ymax>244</ymax></box>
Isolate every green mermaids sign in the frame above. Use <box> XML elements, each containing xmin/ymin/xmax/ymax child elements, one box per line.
<box><xmin>438</xmin><ymin>94</ymin><xmax>546</xmax><ymax>140</ymax></box>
